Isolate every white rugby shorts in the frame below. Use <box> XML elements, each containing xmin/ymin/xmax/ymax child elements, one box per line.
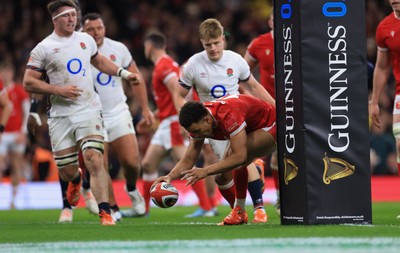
<box><xmin>102</xmin><ymin>109</ymin><xmax>135</xmax><ymax>143</ymax></box>
<box><xmin>150</xmin><ymin>115</ymin><xmax>188</xmax><ymax>150</ymax></box>
<box><xmin>48</xmin><ymin>110</ymin><xmax>104</xmax><ymax>152</ymax></box>
<box><xmin>0</xmin><ymin>132</ymin><xmax>26</xmax><ymax>155</ymax></box>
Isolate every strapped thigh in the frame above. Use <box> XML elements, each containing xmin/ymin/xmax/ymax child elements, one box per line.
<box><xmin>81</xmin><ymin>138</ymin><xmax>104</xmax><ymax>154</ymax></box>
<box><xmin>54</xmin><ymin>152</ymin><xmax>78</xmax><ymax>169</ymax></box>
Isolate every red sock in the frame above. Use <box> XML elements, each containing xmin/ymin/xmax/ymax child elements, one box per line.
<box><xmin>218</xmin><ymin>183</ymin><xmax>235</xmax><ymax>208</ymax></box>
<box><xmin>142</xmin><ymin>180</ymin><xmax>155</xmax><ymax>213</ymax></box>
<box><xmin>233</xmin><ymin>166</ymin><xmax>248</xmax><ymax>199</ymax></box>
<box><xmin>191</xmin><ymin>179</ymin><xmax>212</xmax><ymax>211</ymax></box>
<box><xmin>272</xmin><ymin>169</ymin><xmax>280</xmax><ymax>191</ymax></box>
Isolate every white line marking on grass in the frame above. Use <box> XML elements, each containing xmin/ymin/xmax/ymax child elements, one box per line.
<box><xmin>340</xmin><ymin>223</ymin><xmax>400</xmax><ymax>228</ymax></box>
<box><xmin>149</xmin><ymin>221</ymin><xmax>218</xmax><ymax>225</ymax></box>
<box><xmin>0</xmin><ymin>221</ymin><xmax>398</xmax><ymax>228</ymax></box>
<box><xmin>1</xmin><ymin>238</ymin><xmax>400</xmax><ymax>253</ymax></box>
<box><xmin>0</xmin><ymin>221</ymin><xmax>101</xmax><ymax>225</ymax></box>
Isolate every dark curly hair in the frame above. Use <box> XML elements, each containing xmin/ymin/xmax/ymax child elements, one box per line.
<box><xmin>179</xmin><ymin>101</ymin><xmax>208</xmax><ymax>129</ymax></box>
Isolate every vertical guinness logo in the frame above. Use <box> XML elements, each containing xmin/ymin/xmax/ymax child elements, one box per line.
<box><xmin>327</xmin><ymin>24</ymin><xmax>350</xmax><ymax>153</ymax></box>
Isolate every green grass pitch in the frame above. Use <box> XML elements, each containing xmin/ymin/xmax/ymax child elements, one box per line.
<box><xmin>0</xmin><ymin>203</ymin><xmax>399</xmax><ymax>252</ymax></box>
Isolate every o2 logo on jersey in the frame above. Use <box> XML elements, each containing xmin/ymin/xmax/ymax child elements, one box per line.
<box><xmin>96</xmin><ymin>72</ymin><xmax>115</xmax><ymax>87</ymax></box>
<box><xmin>67</xmin><ymin>58</ymin><xmax>86</xmax><ymax>76</ymax></box>
<box><xmin>210</xmin><ymin>85</ymin><xmax>227</xmax><ymax>99</ymax></box>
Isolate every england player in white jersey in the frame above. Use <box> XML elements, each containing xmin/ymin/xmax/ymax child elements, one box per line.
<box><xmin>180</xmin><ymin>50</ymin><xmax>251</xmax><ymax>102</ymax></box>
<box><xmin>82</xmin><ymin>12</ymin><xmax>155</xmax><ymax>220</ymax></box>
<box><xmin>175</xmin><ymin>18</ymin><xmax>275</xmax><ymax>225</ymax></box>
<box><xmin>23</xmin><ymin>0</ymin><xmax>140</xmax><ymax>226</ymax></box>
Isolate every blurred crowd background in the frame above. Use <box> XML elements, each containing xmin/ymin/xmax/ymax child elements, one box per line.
<box><xmin>0</xmin><ymin>0</ymin><xmax>397</xmax><ymax>185</ymax></box>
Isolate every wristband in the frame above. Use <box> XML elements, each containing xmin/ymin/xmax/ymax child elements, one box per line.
<box><xmin>29</xmin><ymin>112</ymin><xmax>42</xmax><ymax>127</ymax></box>
<box><xmin>29</xmin><ymin>98</ymin><xmax>40</xmax><ymax>113</ymax></box>
<box><xmin>117</xmin><ymin>67</ymin><xmax>133</xmax><ymax>80</ymax></box>
<box><xmin>0</xmin><ymin>124</ymin><xmax>4</xmax><ymax>133</ymax></box>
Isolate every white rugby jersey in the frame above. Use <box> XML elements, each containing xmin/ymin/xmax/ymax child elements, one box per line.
<box><xmin>179</xmin><ymin>50</ymin><xmax>251</xmax><ymax>102</ymax></box>
<box><xmin>27</xmin><ymin>31</ymin><xmax>101</xmax><ymax>117</ymax></box>
<box><xmin>91</xmin><ymin>37</ymin><xmax>132</xmax><ymax>117</ymax></box>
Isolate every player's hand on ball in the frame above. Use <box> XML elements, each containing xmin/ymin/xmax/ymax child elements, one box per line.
<box><xmin>181</xmin><ymin>167</ymin><xmax>207</xmax><ymax>186</ymax></box>
<box><xmin>150</xmin><ymin>182</ymin><xmax>179</xmax><ymax>208</ymax></box>
<box><xmin>150</xmin><ymin>175</ymin><xmax>172</xmax><ymax>192</ymax></box>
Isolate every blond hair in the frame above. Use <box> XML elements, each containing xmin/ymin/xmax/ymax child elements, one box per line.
<box><xmin>199</xmin><ymin>18</ymin><xmax>224</xmax><ymax>40</ymax></box>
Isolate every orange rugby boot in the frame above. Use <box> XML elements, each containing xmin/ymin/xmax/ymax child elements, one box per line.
<box><xmin>218</xmin><ymin>206</ymin><xmax>248</xmax><ymax>226</ymax></box>
<box><xmin>99</xmin><ymin>210</ymin><xmax>116</xmax><ymax>226</ymax></box>
<box><xmin>67</xmin><ymin>168</ymin><xmax>82</xmax><ymax>206</ymax></box>
<box><xmin>252</xmin><ymin>208</ymin><xmax>268</xmax><ymax>223</ymax></box>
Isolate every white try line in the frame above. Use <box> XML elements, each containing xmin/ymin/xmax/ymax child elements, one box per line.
<box><xmin>1</xmin><ymin>221</ymin><xmax>399</xmax><ymax>228</ymax></box>
<box><xmin>1</xmin><ymin>238</ymin><xmax>400</xmax><ymax>253</ymax></box>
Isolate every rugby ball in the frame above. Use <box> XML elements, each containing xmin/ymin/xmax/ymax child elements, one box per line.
<box><xmin>150</xmin><ymin>182</ymin><xmax>179</xmax><ymax>208</ymax></box>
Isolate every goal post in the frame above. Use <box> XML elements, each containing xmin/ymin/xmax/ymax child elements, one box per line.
<box><xmin>274</xmin><ymin>0</ymin><xmax>372</xmax><ymax>225</ymax></box>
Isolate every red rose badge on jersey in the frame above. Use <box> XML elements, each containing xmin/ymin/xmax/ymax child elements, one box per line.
<box><xmin>396</xmin><ymin>100</ymin><xmax>400</xmax><ymax>110</ymax></box>
<box><xmin>227</xmin><ymin>68</ymin><xmax>233</xmax><ymax>77</ymax></box>
<box><xmin>110</xmin><ymin>54</ymin><xmax>116</xmax><ymax>62</ymax></box>
<box><xmin>80</xmin><ymin>42</ymin><xmax>86</xmax><ymax>50</ymax></box>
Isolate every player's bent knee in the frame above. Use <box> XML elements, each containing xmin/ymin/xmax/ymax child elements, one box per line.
<box><xmin>215</xmin><ymin>173</ymin><xmax>232</xmax><ymax>185</ymax></box>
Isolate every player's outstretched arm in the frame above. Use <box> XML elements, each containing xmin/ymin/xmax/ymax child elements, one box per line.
<box><xmin>153</xmin><ymin>139</ymin><xmax>203</xmax><ymax>189</ymax></box>
<box><xmin>182</xmin><ymin>131</ymin><xmax>248</xmax><ymax>185</ymax></box>
<box><xmin>91</xmin><ymin>52</ymin><xmax>141</xmax><ymax>85</ymax></box>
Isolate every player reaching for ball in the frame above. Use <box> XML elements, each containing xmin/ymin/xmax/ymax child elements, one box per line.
<box><xmin>153</xmin><ymin>94</ymin><xmax>277</xmax><ymax>225</ymax></box>
<box><xmin>173</xmin><ymin>18</ymin><xmax>275</xmax><ymax>224</ymax></box>
<box><xmin>131</xmin><ymin>31</ymin><xmax>213</xmax><ymax>217</ymax></box>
